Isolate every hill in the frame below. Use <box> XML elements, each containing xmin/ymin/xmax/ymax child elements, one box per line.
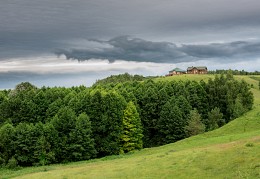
<box><xmin>1</xmin><ymin>75</ymin><xmax>259</xmax><ymax>179</ymax></box>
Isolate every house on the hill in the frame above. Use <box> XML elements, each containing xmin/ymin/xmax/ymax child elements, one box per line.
<box><xmin>166</xmin><ymin>68</ymin><xmax>186</xmax><ymax>76</ymax></box>
<box><xmin>187</xmin><ymin>66</ymin><xmax>208</xmax><ymax>74</ymax></box>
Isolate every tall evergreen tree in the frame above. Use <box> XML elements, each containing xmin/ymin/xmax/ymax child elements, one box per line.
<box><xmin>0</xmin><ymin>123</ymin><xmax>15</xmax><ymax>165</ymax></box>
<box><xmin>100</xmin><ymin>91</ymin><xmax>126</xmax><ymax>156</ymax></box>
<box><xmin>33</xmin><ymin>122</ymin><xmax>57</xmax><ymax>166</ymax></box>
<box><xmin>232</xmin><ymin>94</ymin><xmax>246</xmax><ymax>119</ymax></box>
<box><xmin>175</xmin><ymin>95</ymin><xmax>192</xmax><ymax>120</ymax></box>
<box><xmin>120</xmin><ymin>102</ymin><xmax>143</xmax><ymax>153</ymax></box>
<box><xmin>158</xmin><ymin>100</ymin><xmax>186</xmax><ymax>145</ymax></box>
<box><xmin>68</xmin><ymin>113</ymin><xmax>97</xmax><ymax>161</ymax></box>
<box><xmin>14</xmin><ymin>123</ymin><xmax>38</xmax><ymax>166</ymax></box>
<box><xmin>185</xmin><ymin>109</ymin><xmax>205</xmax><ymax>137</ymax></box>
<box><xmin>51</xmin><ymin>107</ymin><xmax>77</xmax><ymax>162</ymax></box>
<box><xmin>138</xmin><ymin>86</ymin><xmax>159</xmax><ymax>147</ymax></box>
<box><xmin>207</xmin><ymin>107</ymin><xmax>224</xmax><ymax>131</ymax></box>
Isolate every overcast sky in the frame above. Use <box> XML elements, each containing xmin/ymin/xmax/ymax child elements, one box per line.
<box><xmin>1</xmin><ymin>0</ymin><xmax>260</xmax><ymax>89</ymax></box>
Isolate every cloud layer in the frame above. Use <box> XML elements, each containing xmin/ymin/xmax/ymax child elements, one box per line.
<box><xmin>1</xmin><ymin>0</ymin><xmax>260</xmax><ymax>59</ymax></box>
<box><xmin>55</xmin><ymin>36</ymin><xmax>260</xmax><ymax>63</ymax></box>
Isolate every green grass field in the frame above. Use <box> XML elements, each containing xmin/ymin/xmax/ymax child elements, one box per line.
<box><xmin>1</xmin><ymin>75</ymin><xmax>260</xmax><ymax>179</ymax></box>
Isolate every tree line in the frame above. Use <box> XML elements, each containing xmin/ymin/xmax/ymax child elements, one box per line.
<box><xmin>208</xmin><ymin>69</ymin><xmax>260</xmax><ymax>75</ymax></box>
<box><xmin>0</xmin><ymin>73</ymin><xmax>253</xmax><ymax>168</ymax></box>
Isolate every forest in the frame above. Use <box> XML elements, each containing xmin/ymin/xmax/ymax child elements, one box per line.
<box><xmin>0</xmin><ymin>73</ymin><xmax>254</xmax><ymax>168</ymax></box>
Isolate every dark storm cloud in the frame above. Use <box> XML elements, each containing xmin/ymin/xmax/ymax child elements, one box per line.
<box><xmin>55</xmin><ymin>36</ymin><xmax>260</xmax><ymax>63</ymax></box>
<box><xmin>180</xmin><ymin>41</ymin><xmax>260</xmax><ymax>58</ymax></box>
<box><xmin>55</xmin><ymin>36</ymin><xmax>185</xmax><ymax>63</ymax></box>
<box><xmin>1</xmin><ymin>0</ymin><xmax>260</xmax><ymax>59</ymax></box>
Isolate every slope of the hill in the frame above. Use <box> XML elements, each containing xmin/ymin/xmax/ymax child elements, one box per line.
<box><xmin>1</xmin><ymin>76</ymin><xmax>259</xmax><ymax>179</ymax></box>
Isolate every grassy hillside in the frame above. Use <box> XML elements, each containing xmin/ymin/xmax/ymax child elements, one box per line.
<box><xmin>1</xmin><ymin>75</ymin><xmax>259</xmax><ymax>179</ymax></box>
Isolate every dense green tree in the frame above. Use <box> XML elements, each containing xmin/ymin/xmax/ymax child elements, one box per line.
<box><xmin>32</xmin><ymin>90</ymin><xmax>49</xmax><ymax>122</ymax></box>
<box><xmin>46</xmin><ymin>98</ymin><xmax>64</xmax><ymax>120</ymax></box>
<box><xmin>238</xmin><ymin>80</ymin><xmax>254</xmax><ymax>111</ymax></box>
<box><xmin>175</xmin><ymin>95</ymin><xmax>192</xmax><ymax>120</ymax></box>
<box><xmin>138</xmin><ymin>86</ymin><xmax>159</xmax><ymax>147</ymax></box>
<box><xmin>207</xmin><ymin>107</ymin><xmax>224</xmax><ymax>131</ymax></box>
<box><xmin>9</xmin><ymin>82</ymin><xmax>37</xmax><ymax>97</ymax></box>
<box><xmin>185</xmin><ymin>109</ymin><xmax>205</xmax><ymax>137</ymax></box>
<box><xmin>0</xmin><ymin>123</ymin><xmax>15</xmax><ymax>165</ymax></box>
<box><xmin>99</xmin><ymin>91</ymin><xmax>126</xmax><ymax>156</ymax></box>
<box><xmin>68</xmin><ymin>113</ymin><xmax>96</xmax><ymax>161</ymax></box>
<box><xmin>232</xmin><ymin>95</ymin><xmax>246</xmax><ymax>119</ymax></box>
<box><xmin>186</xmin><ymin>81</ymin><xmax>209</xmax><ymax>119</ymax></box>
<box><xmin>33</xmin><ymin>122</ymin><xmax>57</xmax><ymax>166</ymax></box>
<box><xmin>158</xmin><ymin>99</ymin><xmax>186</xmax><ymax>144</ymax></box>
<box><xmin>120</xmin><ymin>102</ymin><xmax>143</xmax><ymax>153</ymax></box>
<box><xmin>14</xmin><ymin>123</ymin><xmax>38</xmax><ymax>166</ymax></box>
<box><xmin>51</xmin><ymin>107</ymin><xmax>77</xmax><ymax>162</ymax></box>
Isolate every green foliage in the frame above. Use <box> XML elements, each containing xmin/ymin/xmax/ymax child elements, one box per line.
<box><xmin>68</xmin><ymin>113</ymin><xmax>97</xmax><ymax>161</ymax></box>
<box><xmin>158</xmin><ymin>99</ymin><xmax>186</xmax><ymax>144</ymax></box>
<box><xmin>33</xmin><ymin>123</ymin><xmax>57</xmax><ymax>166</ymax></box>
<box><xmin>6</xmin><ymin>157</ymin><xmax>18</xmax><ymax>169</ymax></box>
<box><xmin>207</xmin><ymin>107</ymin><xmax>224</xmax><ymax>131</ymax></box>
<box><xmin>208</xmin><ymin>69</ymin><xmax>260</xmax><ymax>75</ymax></box>
<box><xmin>206</xmin><ymin>74</ymin><xmax>253</xmax><ymax>122</ymax></box>
<box><xmin>232</xmin><ymin>95</ymin><xmax>246</xmax><ymax>119</ymax></box>
<box><xmin>13</xmin><ymin>82</ymin><xmax>37</xmax><ymax>93</ymax></box>
<box><xmin>0</xmin><ymin>123</ymin><xmax>15</xmax><ymax>165</ymax></box>
<box><xmin>185</xmin><ymin>109</ymin><xmax>205</xmax><ymax>137</ymax></box>
<box><xmin>120</xmin><ymin>102</ymin><xmax>143</xmax><ymax>153</ymax></box>
<box><xmin>175</xmin><ymin>95</ymin><xmax>192</xmax><ymax>119</ymax></box>
<box><xmin>93</xmin><ymin>73</ymin><xmax>145</xmax><ymax>86</ymax></box>
<box><xmin>98</xmin><ymin>91</ymin><xmax>127</xmax><ymax>156</ymax></box>
<box><xmin>0</xmin><ymin>156</ymin><xmax>4</xmax><ymax>167</ymax></box>
<box><xmin>138</xmin><ymin>84</ymin><xmax>160</xmax><ymax>147</ymax></box>
<box><xmin>0</xmin><ymin>74</ymin><xmax>255</xmax><ymax>167</ymax></box>
<box><xmin>51</xmin><ymin>107</ymin><xmax>77</xmax><ymax>162</ymax></box>
<box><xmin>14</xmin><ymin>123</ymin><xmax>37</xmax><ymax>166</ymax></box>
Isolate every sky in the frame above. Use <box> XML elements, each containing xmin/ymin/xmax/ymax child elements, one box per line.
<box><xmin>1</xmin><ymin>0</ymin><xmax>260</xmax><ymax>89</ymax></box>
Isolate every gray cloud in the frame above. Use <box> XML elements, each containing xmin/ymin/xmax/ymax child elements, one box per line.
<box><xmin>55</xmin><ymin>36</ymin><xmax>185</xmax><ymax>63</ymax></box>
<box><xmin>55</xmin><ymin>36</ymin><xmax>260</xmax><ymax>63</ymax></box>
<box><xmin>180</xmin><ymin>41</ymin><xmax>260</xmax><ymax>59</ymax></box>
<box><xmin>1</xmin><ymin>0</ymin><xmax>260</xmax><ymax>59</ymax></box>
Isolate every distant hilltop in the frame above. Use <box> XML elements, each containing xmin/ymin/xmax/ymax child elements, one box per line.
<box><xmin>166</xmin><ymin>66</ymin><xmax>208</xmax><ymax>76</ymax></box>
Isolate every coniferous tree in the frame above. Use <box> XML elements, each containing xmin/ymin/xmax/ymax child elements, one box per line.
<box><xmin>185</xmin><ymin>109</ymin><xmax>205</xmax><ymax>137</ymax></box>
<box><xmin>0</xmin><ymin>123</ymin><xmax>15</xmax><ymax>166</ymax></box>
<box><xmin>100</xmin><ymin>91</ymin><xmax>126</xmax><ymax>156</ymax></box>
<box><xmin>120</xmin><ymin>101</ymin><xmax>143</xmax><ymax>153</ymax></box>
<box><xmin>175</xmin><ymin>95</ymin><xmax>192</xmax><ymax>120</ymax></box>
<box><xmin>232</xmin><ymin>95</ymin><xmax>246</xmax><ymax>119</ymax></box>
<box><xmin>33</xmin><ymin>122</ymin><xmax>57</xmax><ymax>166</ymax></box>
<box><xmin>138</xmin><ymin>86</ymin><xmax>159</xmax><ymax>147</ymax></box>
<box><xmin>51</xmin><ymin>107</ymin><xmax>77</xmax><ymax>162</ymax></box>
<box><xmin>158</xmin><ymin>99</ymin><xmax>185</xmax><ymax>145</ymax></box>
<box><xmin>207</xmin><ymin>107</ymin><xmax>224</xmax><ymax>131</ymax></box>
<box><xmin>68</xmin><ymin>113</ymin><xmax>96</xmax><ymax>161</ymax></box>
<box><xmin>14</xmin><ymin>123</ymin><xmax>38</xmax><ymax>166</ymax></box>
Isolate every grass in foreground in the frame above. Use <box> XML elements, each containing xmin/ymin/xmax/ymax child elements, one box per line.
<box><xmin>1</xmin><ymin>76</ymin><xmax>260</xmax><ymax>179</ymax></box>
